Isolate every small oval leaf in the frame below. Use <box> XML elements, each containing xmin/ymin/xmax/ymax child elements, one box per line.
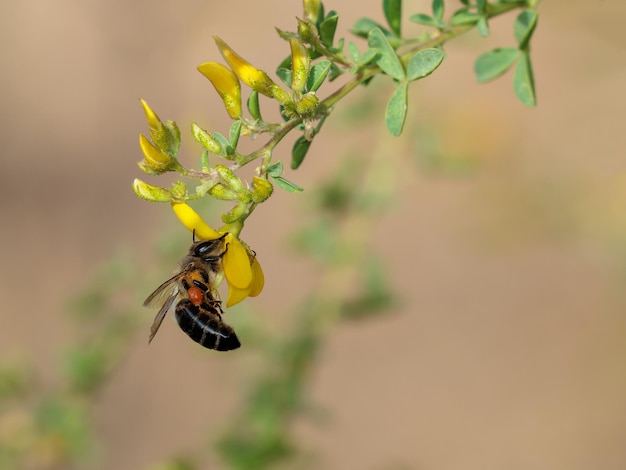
<box><xmin>409</xmin><ymin>13</ymin><xmax>440</xmax><ymax>28</ymax></box>
<box><xmin>368</xmin><ymin>28</ymin><xmax>405</xmax><ymax>81</ymax></box>
<box><xmin>266</xmin><ymin>161</ymin><xmax>283</xmax><ymax>178</ymax></box>
<box><xmin>407</xmin><ymin>48</ymin><xmax>444</xmax><ymax>81</ymax></box>
<box><xmin>247</xmin><ymin>90</ymin><xmax>261</xmax><ymax>120</ymax></box>
<box><xmin>275</xmin><ymin>67</ymin><xmax>292</xmax><ymax>88</ymax></box>
<box><xmin>291</xmin><ymin>136</ymin><xmax>312</xmax><ymax>170</ymax></box>
<box><xmin>385</xmin><ymin>81</ymin><xmax>408</xmax><ymax>136</ymax></box>
<box><xmin>513</xmin><ymin>51</ymin><xmax>537</xmax><ymax>107</ymax></box>
<box><xmin>307</xmin><ymin>60</ymin><xmax>331</xmax><ymax>92</ymax></box>
<box><xmin>320</xmin><ymin>12</ymin><xmax>339</xmax><ymax>47</ymax></box>
<box><xmin>450</xmin><ymin>10</ymin><xmax>480</xmax><ymax>26</ymax></box>
<box><xmin>271</xmin><ymin>175</ymin><xmax>304</xmax><ymax>193</ymax></box>
<box><xmin>514</xmin><ymin>10</ymin><xmax>538</xmax><ymax>50</ymax></box>
<box><xmin>474</xmin><ymin>47</ymin><xmax>520</xmax><ymax>83</ymax></box>
<box><xmin>352</xmin><ymin>18</ymin><xmax>390</xmax><ymax>39</ymax></box>
<box><xmin>383</xmin><ymin>0</ymin><xmax>402</xmax><ymax>37</ymax></box>
<box><xmin>432</xmin><ymin>0</ymin><xmax>444</xmax><ymax>21</ymax></box>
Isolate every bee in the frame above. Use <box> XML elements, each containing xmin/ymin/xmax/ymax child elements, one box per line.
<box><xmin>143</xmin><ymin>233</ymin><xmax>241</xmax><ymax>351</ymax></box>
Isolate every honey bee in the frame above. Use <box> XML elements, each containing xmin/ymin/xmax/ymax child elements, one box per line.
<box><xmin>143</xmin><ymin>233</ymin><xmax>240</xmax><ymax>351</ymax></box>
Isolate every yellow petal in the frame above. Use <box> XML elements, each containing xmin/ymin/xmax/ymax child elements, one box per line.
<box><xmin>248</xmin><ymin>257</ymin><xmax>264</xmax><ymax>297</ymax></box>
<box><xmin>223</xmin><ymin>236</ymin><xmax>253</xmax><ymax>289</ymax></box>
<box><xmin>139</xmin><ymin>133</ymin><xmax>172</xmax><ymax>170</ymax></box>
<box><xmin>171</xmin><ymin>203</ymin><xmax>221</xmax><ymax>240</ymax></box>
<box><xmin>226</xmin><ymin>284</ymin><xmax>251</xmax><ymax>307</ymax></box>
<box><xmin>197</xmin><ymin>62</ymin><xmax>242</xmax><ymax>119</ymax></box>
<box><xmin>290</xmin><ymin>38</ymin><xmax>310</xmax><ymax>94</ymax></box>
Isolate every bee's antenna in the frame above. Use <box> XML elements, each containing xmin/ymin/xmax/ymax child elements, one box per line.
<box><xmin>192</xmin><ymin>229</ymin><xmax>197</xmax><ymax>242</ymax></box>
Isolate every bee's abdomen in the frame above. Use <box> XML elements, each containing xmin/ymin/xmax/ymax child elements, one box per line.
<box><xmin>174</xmin><ymin>299</ymin><xmax>240</xmax><ymax>351</ymax></box>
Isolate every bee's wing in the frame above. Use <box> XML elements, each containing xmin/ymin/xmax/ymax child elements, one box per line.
<box><xmin>143</xmin><ymin>272</ymin><xmax>182</xmax><ymax>344</ymax></box>
<box><xmin>143</xmin><ymin>272</ymin><xmax>182</xmax><ymax>307</ymax></box>
<box><xmin>148</xmin><ymin>284</ymin><xmax>179</xmax><ymax>344</ymax></box>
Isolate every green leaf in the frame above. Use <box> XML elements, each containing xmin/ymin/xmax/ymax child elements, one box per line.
<box><xmin>275</xmin><ymin>67</ymin><xmax>292</xmax><ymax>88</ymax></box>
<box><xmin>513</xmin><ymin>51</ymin><xmax>537</xmax><ymax>107</ymax></box>
<box><xmin>432</xmin><ymin>0</ymin><xmax>444</xmax><ymax>21</ymax></box>
<box><xmin>320</xmin><ymin>12</ymin><xmax>339</xmax><ymax>47</ymax></box>
<box><xmin>347</xmin><ymin>42</ymin><xmax>360</xmax><ymax>62</ymax></box>
<box><xmin>229</xmin><ymin>120</ymin><xmax>242</xmax><ymax>149</ymax></box>
<box><xmin>329</xmin><ymin>62</ymin><xmax>342</xmax><ymax>81</ymax></box>
<box><xmin>352</xmin><ymin>18</ymin><xmax>391</xmax><ymax>39</ymax></box>
<box><xmin>406</xmin><ymin>48</ymin><xmax>444</xmax><ymax>81</ymax></box>
<box><xmin>474</xmin><ymin>47</ymin><xmax>520</xmax><ymax>83</ymax></box>
<box><xmin>307</xmin><ymin>60</ymin><xmax>331</xmax><ymax>92</ymax></box>
<box><xmin>212</xmin><ymin>132</ymin><xmax>234</xmax><ymax>156</ymax></box>
<box><xmin>291</xmin><ymin>136</ymin><xmax>312</xmax><ymax>170</ymax></box>
<box><xmin>271</xmin><ymin>175</ymin><xmax>304</xmax><ymax>193</ymax></box>
<box><xmin>247</xmin><ymin>90</ymin><xmax>261</xmax><ymax>120</ymax></box>
<box><xmin>477</xmin><ymin>16</ymin><xmax>489</xmax><ymax>36</ymax></box>
<box><xmin>360</xmin><ymin>49</ymin><xmax>379</xmax><ymax>66</ymax></box>
<box><xmin>514</xmin><ymin>10</ymin><xmax>538</xmax><ymax>50</ymax></box>
<box><xmin>385</xmin><ymin>81</ymin><xmax>408</xmax><ymax>136</ymax></box>
<box><xmin>477</xmin><ymin>0</ymin><xmax>487</xmax><ymax>13</ymax></box>
<box><xmin>433</xmin><ymin>0</ymin><xmax>444</xmax><ymax>21</ymax></box>
<box><xmin>450</xmin><ymin>9</ymin><xmax>480</xmax><ymax>26</ymax></box>
<box><xmin>368</xmin><ymin>28</ymin><xmax>405</xmax><ymax>81</ymax></box>
<box><xmin>266</xmin><ymin>161</ymin><xmax>283</xmax><ymax>177</ymax></box>
<box><xmin>383</xmin><ymin>0</ymin><xmax>402</xmax><ymax>37</ymax></box>
<box><xmin>409</xmin><ymin>13</ymin><xmax>441</xmax><ymax>28</ymax></box>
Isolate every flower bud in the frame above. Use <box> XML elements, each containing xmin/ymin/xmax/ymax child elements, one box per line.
<box><xmin>252</xmin><ymin>176</ymin><xmax>274</xmax><ymax>203</ymax></box>
<box><xmin>290</xmin><ymin>38</ymin><xmax>310</xmax><ymax>94</ymax></box>
<box><xmin>295</xmin><ymin>92</ymin><xmax>320</xmax><ymax>115</ymax></box>
<box><xmin>302</xmin><ymin>0</ymin><xmax>321</xmax><ymax>24</ymax></box>
<box><xmin>197</xmin><ymin>62</ymin><xmax>242</xmax><ymax>119</ymax></box>
<box><xmin>214</xmin><ymin>36</ymin><xmax>292</xmax><ymax>105</ymax></box>
<box><xmin>132</xmin><ymin>178</ymin><xmax>173</xmax><ymax>202</ymax></box>
<box><xmin>138</xmin><ymin>133</ymin><xmax>176</xmax><ymax>174</ymax></box>
<box><xmin>208</xmin><ymin>183</ymin><xmax>239</xmax><ymax>201</ymax></box>
<box><xmin>297</xmin><ymin>17</ymin><xmax>318</xmax><ymax>43</ymax></box>
<box><xmin>191</xmin><ymin>123</ymin><xmax>224</xmax><ymax>155</ymax></box>
<box><xmin>139</xmin><ymin>99</ymin><xmax>180</xmax><ymax>155</ymax></box>
<box><xmin>215</xmin><ymin>165</ymin><xmax>244</xmax><ymax>192</ymax></box>
<box><xmin>221</xmin><ymin>202</ymin><xmax>249</xmax><ymax>224</ymax></box>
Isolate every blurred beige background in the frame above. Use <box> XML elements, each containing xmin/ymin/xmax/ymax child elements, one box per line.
<box><xmin>2</xmin><ymin>0</ymin><xmax>626</xmax><ymax>469</ymax></box>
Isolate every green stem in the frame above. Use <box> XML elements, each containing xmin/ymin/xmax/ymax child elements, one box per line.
<box><xmin>232</xmin><ymin>2</ymin><xmax>526</xmax><ymax>171</ymax></box>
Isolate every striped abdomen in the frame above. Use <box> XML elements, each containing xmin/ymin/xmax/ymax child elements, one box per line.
<box><xmin>174</xmin><ymin>299</ymin><xmax>240</xmax><ymax>351</ymax></box>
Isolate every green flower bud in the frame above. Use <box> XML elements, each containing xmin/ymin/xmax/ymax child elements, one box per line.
<box><xmin>208</xmin><ymin>183</ymin><xmax>238</xmax><ymax>200</ymax></box>
<box><xmin>297</xmin><ymin>17</ymin><xmax>318</xmax><ymax>43</ymax></box>
<box><xmin>221</xmin><ymin>202</ymin><xmax>249</xmax><ymax>224</ymax></box>
<box><xmin>295</xmin><ymin>92</ymin><xmax>320</xmax><ymax>115</ymax></box>
<box><xmin>215</xmin><ymin>164</ymin><xmax>244</xmax><ymax>192</ymax></box>
<box><xmin>252</xmin><ymin>176</ymin><xmax>274</xmax><ymax>203</ymax></box>
<box><xmin>191</xmin><ymin>123</ymin><xmax>224</xmax><ymax>155</ymax></box>
<box><xmin>132</xmin><ymin>178</ymin><xmax>173</xmax><ymax>202</ymax></box>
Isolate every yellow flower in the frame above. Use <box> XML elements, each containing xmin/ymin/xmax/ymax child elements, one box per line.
<box><xmin>171</xmin><ymin>202</ymin><xmax>264</xmax><ymax>307</ymax></box>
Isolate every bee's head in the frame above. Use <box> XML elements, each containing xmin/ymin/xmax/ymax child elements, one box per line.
<box><xmin>191</xmin><ymin>232</ymin><xmax>228</xmax><ymax>261</ymax></box>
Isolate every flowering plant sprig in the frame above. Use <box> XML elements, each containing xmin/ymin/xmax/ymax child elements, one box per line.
<box><xmin>133</xmin><ymin>0</ymin><xmax>541</xmax><ymax>306</ymax></box>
